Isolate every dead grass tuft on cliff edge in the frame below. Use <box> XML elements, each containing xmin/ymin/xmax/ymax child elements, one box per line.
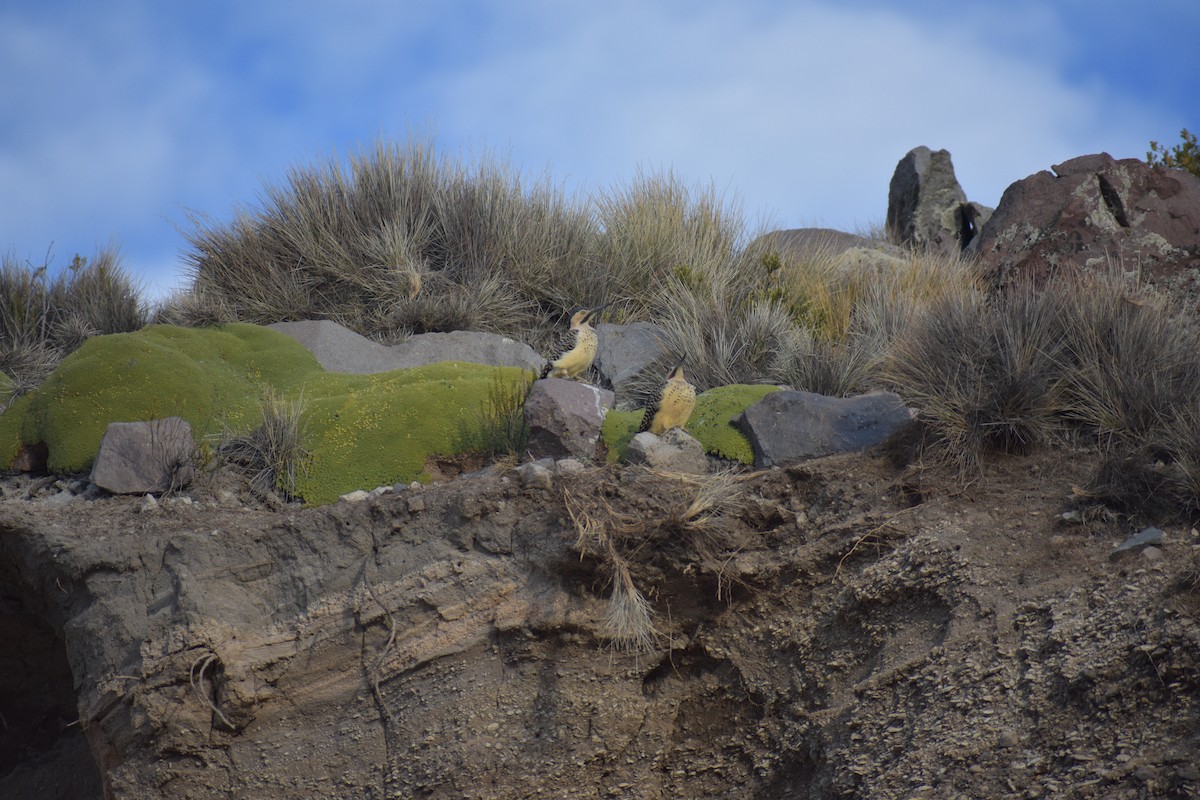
<box><xmin>562</xmin><ymin>466</ymin><xmax>755</xmax><ymax>652</ymax></box>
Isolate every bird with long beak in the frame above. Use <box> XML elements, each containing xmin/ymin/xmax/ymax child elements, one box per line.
<box><xmin>539</xmin><ymin>304</ymin><xmax>608</xmax><ymax>380</ymax></box>
<box><xmin>639</xmin><ymin>362</ymin><xmax>696</xmax><ymax>435</ymax></box>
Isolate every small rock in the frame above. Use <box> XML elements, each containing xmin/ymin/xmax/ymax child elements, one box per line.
<box><xmin>90</xmin><ymin>417</ymin><xmax>196</xmax><ymax>494</ymax></box>
<box><xmin>997</xmin><ymin>730</ymin><xmax>1021</xmax><ymax>749</ymax></box>
<box><xmin>1060</xmin><ymin>510</ymin><xmax>1082</xmax><ymax>523</ymax></box>
<box><xmin>555</xmin><ymin>459</ymin><xmax>586</xmax><ymax>475</ymax></box>
<box><xmin>1140</xmin><ymin>546</ymin><xmax>1164</xmax><ymax>563</ymax></box>
<box><xmin>625</xmin><ymin>429</ymin><xmax>708</xmax><ymax>474</ymax></box>
<box><xmin>38</xmin><ymin>491</ymin><xmax>77</xmax><ymax>509</ymax></box>
<box><xmin>516</xmin><ymin>462</ymin><xmax>553</xmax><ymax>490</ymax></box>
<box><xmin>340</xmin><ymin>490</ymin><xmax>369</xmax><ymax>503</ymax></box>
<box><xmin>1112</xmin><ymin>527</ymin><xmax>1165</xmax><ymax>557</ymax></box>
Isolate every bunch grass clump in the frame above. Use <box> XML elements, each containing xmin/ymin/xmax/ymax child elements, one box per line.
<box><xmin>166</xmin><ymin>136</ymin><xmax>597</xmax><ymax>348</ymax></box>
<box><xmin>219</xmin><ymin>389</ymin><xmax>312</xmax><ymax>501</ymax></box>
<box><xmin>1057</xmin><ymin>273</ymin><xmax>1200</xmax><ymax>446</ymax></box>
<box><xmin>459</xmin><ymin>369</ymin><xmax>535</xmax><ymax>459</ymax></box>
<box><xmin>1</xmin><ymin>247</ymin><xmax>145</xmax><ymax>401</ymax></box>
<box><xmin>883</xmin><ymin>277</ymin><xmax>1067</xmax><ymax>475</ymax></box>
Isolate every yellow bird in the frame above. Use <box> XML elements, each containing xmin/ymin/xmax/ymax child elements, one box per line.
<box><xmin>639</xmin><ymin>363</ymin><xmax>696</xmax><ymax>435</ymax></box>
<box><xmin>539</xmin><ymin>305</ymin><xmax>607</xmax><ymax>380</ymax></box>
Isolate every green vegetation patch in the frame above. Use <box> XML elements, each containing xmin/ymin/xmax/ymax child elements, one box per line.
<box><xmin>295</xmin><ymin>362</ymin><xmax>531</xmax><ymax>505</ymax></box>
<box><xmin>2</xmin><ymin>323</ymin><xmax>323</xmax><ymax>473</ymax></box>
<box><xmin>0</xmin><ymin>392</ymin><xmax>34</xmax><ymax>467</ymax></box>
<box><xmin>602</xmin><ymin>383</ymin><xmax>780</xmax><ymax>464</ymax></box>
<box><xmin>0</xmin><ymin>321</ymin><xmax>534</xmax><ymax>505</ymax></box>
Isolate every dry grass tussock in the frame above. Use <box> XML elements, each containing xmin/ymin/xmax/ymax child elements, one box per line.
<box><xmin>162</xmin><ymin>134</ymin><xmax>1011</xmax><ymax>407</ymax></box>
<box><xmin>166</xmin><ymin>137</ymin><xmax>598</xmax><ymax>349</ymax></box>
<box><xmin>883</xmin><ymin>276</ymin><xmax>1067</xmax><ymax>476</ymax></box>
<box><xmin>881</xmin><ymin>264</ymin><xmax>1200</xmax><ymax>524</ymax></box>
<box><xmin>0</xmin><ymin>247</ymin><xmax>145</xmax><ymax>402</ymax></box>
<box><xmin>215</xmin><ymin>389</ymin><xmax>312</xmax><ymax>501</ymax></box>
<box><xmin>562</xmin><ymin>467</ymin><xmax>755</xmax><ymax>652</ymax></box>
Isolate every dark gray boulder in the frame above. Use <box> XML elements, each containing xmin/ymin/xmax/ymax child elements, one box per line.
<box><xmin>887</xmin><ymin>146</ymin><xmax>991</xmax><ymax>254</ymax></box>
<box><xmin>594</xmin><ymin>322</ymin><xmax>669</xmax><ymax>405</ymax></box>
<box><xmin>90</xmin><ymin>417</ymin><xmax>196</xmax><ymax>494</ymax></box>
<box><xmin>389</xmin><ymin>330</ymin><xmax>545</xmax><ymax>373</ymax></box>
<box><xmin>735</xmin><ymin>390</ymin><xmax>912</xmax><ymax>468</ymax></box>
<box><xmin>523</xmin><ymin>378</ymin><xmax>614</xmax><ymax>461</ymax></box>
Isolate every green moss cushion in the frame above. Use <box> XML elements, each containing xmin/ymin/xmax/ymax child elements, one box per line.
<box><xmin>0</xmin><ymin>323</ymin><xmax>532</xmax><ymax>505</ymax></box>
<box><xmin>294</xmin><ymin>362</ymin><xmax>530</xmax><ymax>505</ymax></box>
<box><xmin>601</xmin><ymin>383</ymin><xmax>780</xmax><ymax>464</ymax></box>
<box><xmin>1</xmin><ymin>323</ymin><xmax>323</xmax><ymax>473</ymax></box>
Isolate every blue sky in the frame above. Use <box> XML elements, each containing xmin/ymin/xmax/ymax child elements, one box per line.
<box><xmin>2</xmin><ymin>1</ymin><xmax>1195</xmax><ymax>300</ymax></box>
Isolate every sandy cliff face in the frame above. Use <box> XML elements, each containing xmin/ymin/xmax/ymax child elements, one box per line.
<box><xmin>1</xmin><ymin>451</ymin><xmax>1198</xmax><ymax>799</ymax></box>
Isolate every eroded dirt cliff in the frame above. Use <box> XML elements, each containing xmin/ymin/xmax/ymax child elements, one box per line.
<box><xmin>1</xmin><ymin>447</ymin><xmax>1198</xmax><ymax>799</ymax></box>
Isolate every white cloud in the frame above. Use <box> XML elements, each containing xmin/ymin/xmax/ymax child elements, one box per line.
<box><xmin>423</xmin><ymin>1</ymin><xmax>1173</xmax><ymax>228</ymax></box>
<box><xmin>0</xmin><ymin>0</ymin><xmax>1183</xmax><ymax>296</ymax></box>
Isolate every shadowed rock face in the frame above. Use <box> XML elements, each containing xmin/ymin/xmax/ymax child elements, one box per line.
<box><xmin>968</xmin><ymin>153</ymin><xmax>1200</xmax><ymax>295</ymax></box>
<box><xmin>1</xmin><ymin>452</ymin><xmax>1199</xmax><ymax>799</ymax></box>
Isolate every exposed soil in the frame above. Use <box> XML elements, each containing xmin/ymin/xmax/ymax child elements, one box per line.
<box><xmin>1</xmin><ymin>443</ymin><xmax>1198</xmax><ymax>799</ymax></box>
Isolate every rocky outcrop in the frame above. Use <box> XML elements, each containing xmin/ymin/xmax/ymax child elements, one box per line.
<box><xmin>89</xmin><ymin>418</ymin><xmax>195</xmax><ymax>495</ymax></box>
<box><xmin>522</xmin><ymin>378</ymin><xmax>613</xmax><ymax>461</ymax></box>
<box><xmin>3</xmin><ymin>451</ymin><xmax>1198</xmax><ymax>798</ymax></box>
<box><xmin>968</xmin><ymin>153</ymin><xmax>1200</xmax><ymax>298</ymax></box>
<box><xmin>887</xmin><ymin>146</ymin><xmax>993</xmax><ymax>254</ymax></box>
<box><xmin>735</xmin><ymin>390</ymin><xmax>912</xmax><ymax>468</ymax></box>
<box><xmin>270</xmin><ymin>320</ymin><xmax>544</xmax><ymax>373</ymax></box>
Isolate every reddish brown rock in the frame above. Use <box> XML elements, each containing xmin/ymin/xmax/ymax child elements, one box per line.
<box><xmin>968</xmin><ymin>153</ymin><xmax>1200</xmax><ymax>298</ymax></box>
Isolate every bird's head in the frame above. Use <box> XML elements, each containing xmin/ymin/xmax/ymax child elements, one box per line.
<box><xmin>570</xmin><ymin>304</ymin><xmax>609</xmax><ymax>328</ymax></box>
<box><xmin>667</xmin><ymin>362</ymin><xmax>687</xmax><ymax>382</ymax></box>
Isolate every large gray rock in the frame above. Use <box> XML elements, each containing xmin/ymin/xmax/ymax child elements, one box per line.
<box><xmin>967</xmin><ymin>153</ymin><xmax>1200</xmax><ymax>294</ymax></box>
<box><xmin>90</xmin><ymin>417</ymin><xmax>196</xmax><ymax>494</ymax></box>
<box><xmin>389</xmin><ymin>330</ymin><xmax>545</xmax><ymax>373</ymax></box>
<box><xmin>751</xmin><ymin>228</ymin><xmax>908</xmax><ymax>274</ymax></box>
<box><xmin>270</xmin><ymin>320</ymin><xmax>543</xmax><ymax>374</ymax></box>
<box><xmin>735</xmin><ymin>390</ymin><xmax>912</xmax><ymax>468</ymax></box>
<box><xmin>523</xmin><ymin>378</ymin><xmax>614</xmax><ymax>461</ymax></box>
<box><xmin>625</xmin><ymin>429</ymin><xmax>708</xmax><ymax>474</ymax></box>
<box><xmin>594</xmin><ymin>322</ymin><xmax>668</xmax><ymax>404</ymax></box>
<box><xmin>887</xmin><ymin>146</ymin><xmax>991</xmax><ymax>254</ymax></box>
